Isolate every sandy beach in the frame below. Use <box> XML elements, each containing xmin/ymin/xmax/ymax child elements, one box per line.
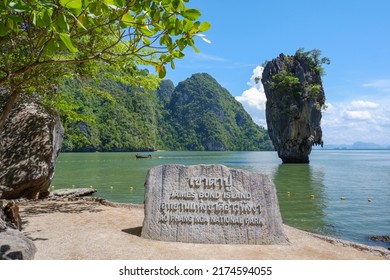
<box><xmin>17</xmin><ymin>197</ymin><xmax>390</xmax><ymax>260</ymax></box>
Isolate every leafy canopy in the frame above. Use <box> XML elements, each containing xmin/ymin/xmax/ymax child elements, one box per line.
<box><xmin>0</xmin><ymin>0</ymin><xmax>210</xmax><ymax>80</ymax></box>
<box><xmin>270</xmin><ymin>71</ymin><xmax>301</xmax><ymax>96</ymax></box>
<box><xmin>295</xmin><ymin>48</ymin><xmax>330</xmax><ymax>76</ymax></box>
<box><xmin>0</xmin><ymin>0</ymin><xmax>210</xmax><ymax>129</ymax></box>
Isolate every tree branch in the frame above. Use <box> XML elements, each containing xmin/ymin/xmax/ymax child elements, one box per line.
<box><xmin>0</xmin><ymin>88</ymin><xmax>22</xmax><ymax>131</ymax></box>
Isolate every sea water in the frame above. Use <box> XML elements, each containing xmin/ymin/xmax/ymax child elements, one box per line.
<box><xmin>52</xmin><ymin>150</ymin><xmax>390</xmax><ymax>248</ymax></box>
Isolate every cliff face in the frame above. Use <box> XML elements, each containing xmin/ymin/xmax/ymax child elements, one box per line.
<box><xmin>164</xmin><ymin>73</ymin><xmax>272</xmax><ymax>151</ymax></box>
<box><xmin>261</xmin><ymin>53</ymin><xmax>325</xmax><ymax>163</ymax></box>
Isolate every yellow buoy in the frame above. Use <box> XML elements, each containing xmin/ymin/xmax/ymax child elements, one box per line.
<box><xmin>368</xmin><ymin>198</ymin><xmax>372</xmax><ymax>202</ymax></box>
<box><xmin>287</xmin><ymin>191</ymin><xmax>291</xmax><ymax>196</ymax></box>
<box><xmin>309</xmin><ymin>195</ymin><xmax>315</xmax><ymax>199</ymax></box>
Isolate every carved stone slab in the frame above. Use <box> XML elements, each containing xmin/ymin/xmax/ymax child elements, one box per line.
<box><xmin>141</xmin><ymin>164</ymin><xmax>289</xmax><ymax>245</ymax></box>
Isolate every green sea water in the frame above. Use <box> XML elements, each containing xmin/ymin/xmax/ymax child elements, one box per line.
<box><xmin>52</xmin><ymin>150</ymin><xmax>390</xmax><ymax>248</ymax></box>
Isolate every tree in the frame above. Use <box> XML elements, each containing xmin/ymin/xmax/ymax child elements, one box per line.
<box><xmin>295</xmin><ymin>48</ymin><xmax>330</xmax><ymax>76</ymax></box>
<box><xmin>0</xmin><ymin>0</ymin><xmax>210</xmax><ymax>130</ymax></box>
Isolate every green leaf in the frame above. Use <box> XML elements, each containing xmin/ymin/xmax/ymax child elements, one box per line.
<box><xmin>160</xmin><ymin>34</ymin><xmax>172</xmax><ymax>47</ymax></box>
<box><xmin>4</xmin><ymin>14</ymin><xmax>24</xmax><ymax>32</ymax></box>
<box><xmin>103</xmin><ymin>0</ymin><xmax>123</xmax><ymax>9</ymax></box>
<box><xmin>172</xmin><ymin>50</ymin><xmax>184</xmax><ymax>58</ymax></box>
<box><xmin>8</xmin><ymin>2</ymin><xmax>31</xmax><ymax>12</ymax></box>
<box><xmin>46</xmin><ymin>39</ymin><xmax>60</xmax><ymax>55</ymax></box>
<box><xmin>176</xmin><ymin>38</ymin><xmax>187</xmax><ymax>51</ymax></box>
<box><xmin>116</xmin><ymin>0</ymin><xmax>125</xmax><ymax>6</ymax></box>
<box><xmin>188</xmin><ymin>38</ymin><xmax>199</xmax><ymax>53</ymax></box>
<box><xmin>0</xmin><ymin>22</ymin><xmax>8</xmax><ymax>36</ymax></box>
<box><xmin>6</xmin><ymin>15</ymin><xmax>24</xmax><ymax>23</ymax></box>
<box><xmin>172</xmin><ymin>0</ymin><xmax>181</xmax><ymax>10</ymax></box>
<box><xmin>141</xmin><ymin>36</ymin><xmax>150</xmax><ymax>45</ymax></box>
<box><xmin>174</xmin><ymin>18</ymin><xmax>182</xmax><ymax>35</ymax></box>
<box><xmin>32</xmin><ymin>12</ymin><xmax>37</xmax><ymax>25</ymax></box>
<box><xmin>37</xmin><ymin>9</ymin><xmax>53</xmax><ymax>27</ymax></box>
<box><xmin>56</xmin><ymin>14</ymin><xmax>69</xmax><ymax>32</ymax></box>
<box><xmin>183</xmin><ymin>19</ymin><xmax>194</xmax><ymax>32</ymax></box>
<box><xmin>121</xmin><ymin>13</ymin><xmax>133</xmax><ymax>26</ymax></box>
<box><xmin>198</xmin><ymin>21</ymin><xmax>211</xmax><ymax>32</ymax></box>
<box><xmin>181</xmin><ymin>8</ymin><xmax>201</xmax><ymax>20</ymax></box>
<box><xmin>60</xmin><ymin>0</ymin><xmax>82</xmax><ymax>9</ymax></box>
<box><xmin>75</xmin><ymin>14</ymin><xmax>87</xmax><ymax>30</ymax></box>
<box><xmin>152</xmin><ymin>9</ymin><xmax>161</xmax><ymax>22</ymax></box>
<box><xmin>156</xmin><ymin>64</ymin><xmax>166</xmax><ymax>78</ymax></box>
<box><xmin>59</xmin><ymin>33</ymin><xmax>79</xmax><ymax>52</ymax></box>
<box><xmin>106</xmin><ymin>4</ymin><xmax>119</xmax><ymax>10</ymax></box>
<box><xmin>140</xmin><ymin>26</ymin><xmax>154</xmax><ymax>37</ymax></box>
<box><xmin>192</xmin><ymin>45</ymin><xmax>200</xmax><ymax>53</ymax></box>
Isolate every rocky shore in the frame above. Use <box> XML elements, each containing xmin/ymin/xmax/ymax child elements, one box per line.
<box><xmin>4</xmin><ymin>196</ymin><xmax>388</xmax><ymax>260</ymax></box>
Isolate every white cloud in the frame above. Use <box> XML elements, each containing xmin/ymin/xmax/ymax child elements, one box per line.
<box><xmin>350</xmin><ymin>100</ymin><xmax>379</xmax><ymax>109</ymax></box>
<box><xmin>196</xmin><ymin>52</ymin><xmax>227</xmax><ymax>62</ymax></box>
<box><xmin>236</xmin><ymin>87</ymin><xmax>266</xmax><ymax>110</ymax></box>
<box><xmin>322</xmin><ymin>99</ymin><xmax>390</xmax><ymax>145</ymax></box>
<box><xmin>362</xmin><ymin>79</ymin><xmax>390</xmax><ymax>92</ymax></box>
<box><xmin>235</xmin><ymin>66</ymin><xmax>267</xmax><ymax>127</ymax></box>
<box><xmin>344</xmin><ymin>110</ymin><xmax>372</xmax><ymax>120</ymax></box>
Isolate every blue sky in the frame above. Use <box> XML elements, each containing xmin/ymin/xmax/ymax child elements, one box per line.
<box><xmin>163</xmin><ymin>0</ymin><xmax>390</xmax><ymax>145</ymax></box>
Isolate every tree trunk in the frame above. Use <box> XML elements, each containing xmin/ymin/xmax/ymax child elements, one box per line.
<box><xmin>0</xmin><ymin>89</ymin><xmax>21</xmax><ymax>132</ymax></box>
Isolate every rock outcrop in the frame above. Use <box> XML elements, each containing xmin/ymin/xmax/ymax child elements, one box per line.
<box><xmin>1</xmin><ymin>201</ymin><xmax>37</xmax><ymax>260</ymax></box>
<box><xmin>49</xmin><ymin>188</ymin><xmax>97</xmax><ymax>199</ymax></box>
<box><xmin>0</xmin><ymin>95</ymin><xmax>64</xmax><ymax>199</ymax></box>
<box><xmin>261</xmin><ymin>53</ymin><xmax>325</xmax><ymax>163</ymax></box>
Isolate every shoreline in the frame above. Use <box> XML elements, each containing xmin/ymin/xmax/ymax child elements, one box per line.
<box><xmin>14</xmin><ymin>197</ymin><xmax>390</xmax><ymax>260</ymax></box>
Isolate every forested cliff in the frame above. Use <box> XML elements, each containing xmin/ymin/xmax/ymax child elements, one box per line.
<box><xmin>60</xmin><ymin>73</ymin><xmax>273</xmax><ymax>152</ymax></box>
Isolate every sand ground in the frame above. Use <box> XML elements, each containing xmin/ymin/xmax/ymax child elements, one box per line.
<box><xmin>17</xmin><ymin>198</ymin><xmax>390</xmax><ymax>260</ymax></box>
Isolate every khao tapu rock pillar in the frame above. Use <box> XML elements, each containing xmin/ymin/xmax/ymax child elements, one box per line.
<box><xmin>261</xmin><ymin>52</ymin><xmax>325</xmax><ymax>163</ymax></box>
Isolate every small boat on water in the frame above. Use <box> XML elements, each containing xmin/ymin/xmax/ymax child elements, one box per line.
<box><xmin>135</xmin><ymin>154</ymin><xmax>152</xmax><ymax>159</ymax></box>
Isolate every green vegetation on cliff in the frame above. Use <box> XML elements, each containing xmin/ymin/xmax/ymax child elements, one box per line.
<box><xmin>60</xmin><ymin>73</ymin><xmax>273</xmax><ymax>152</ymax></box>
<box><xmin>161</xmin><ymin>73</ymin><xmax>272</xmax><ymax>151</ymax></box>
<box><xmin>60</xmin><ymin>74</ymin><xmax>158</xmax><ymax>152</ymax></box>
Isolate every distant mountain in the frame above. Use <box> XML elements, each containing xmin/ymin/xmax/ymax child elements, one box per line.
<box><xmin>160</xmin><ymin>73</ymin><xmax>273</xmax><ymax>151</ymax></box>
<box><xmin>314</xmin><ymin>141</ymin><xmax>390</xmax><ymax>150</ymax></box>
<box><xmin>60</xmin><ymin>73</ymin><xmax>273</xmax><ymax>152</ymax></box>
<box><xmin>350</xmin><ymin>141</ymin><xmax>385</xmax><ymax>149</ymax></box>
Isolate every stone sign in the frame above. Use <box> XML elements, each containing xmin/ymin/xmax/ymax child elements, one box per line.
<box><xmin>141</xmin><ymin>164</ymin><xmax>289</xmax><ymax>245</ymax></box>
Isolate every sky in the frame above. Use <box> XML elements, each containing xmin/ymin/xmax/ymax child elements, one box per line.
<box><xmin>162</xmin><ymin>0</ymin><xmax>390</xmax><ymax>146</ymax></box>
